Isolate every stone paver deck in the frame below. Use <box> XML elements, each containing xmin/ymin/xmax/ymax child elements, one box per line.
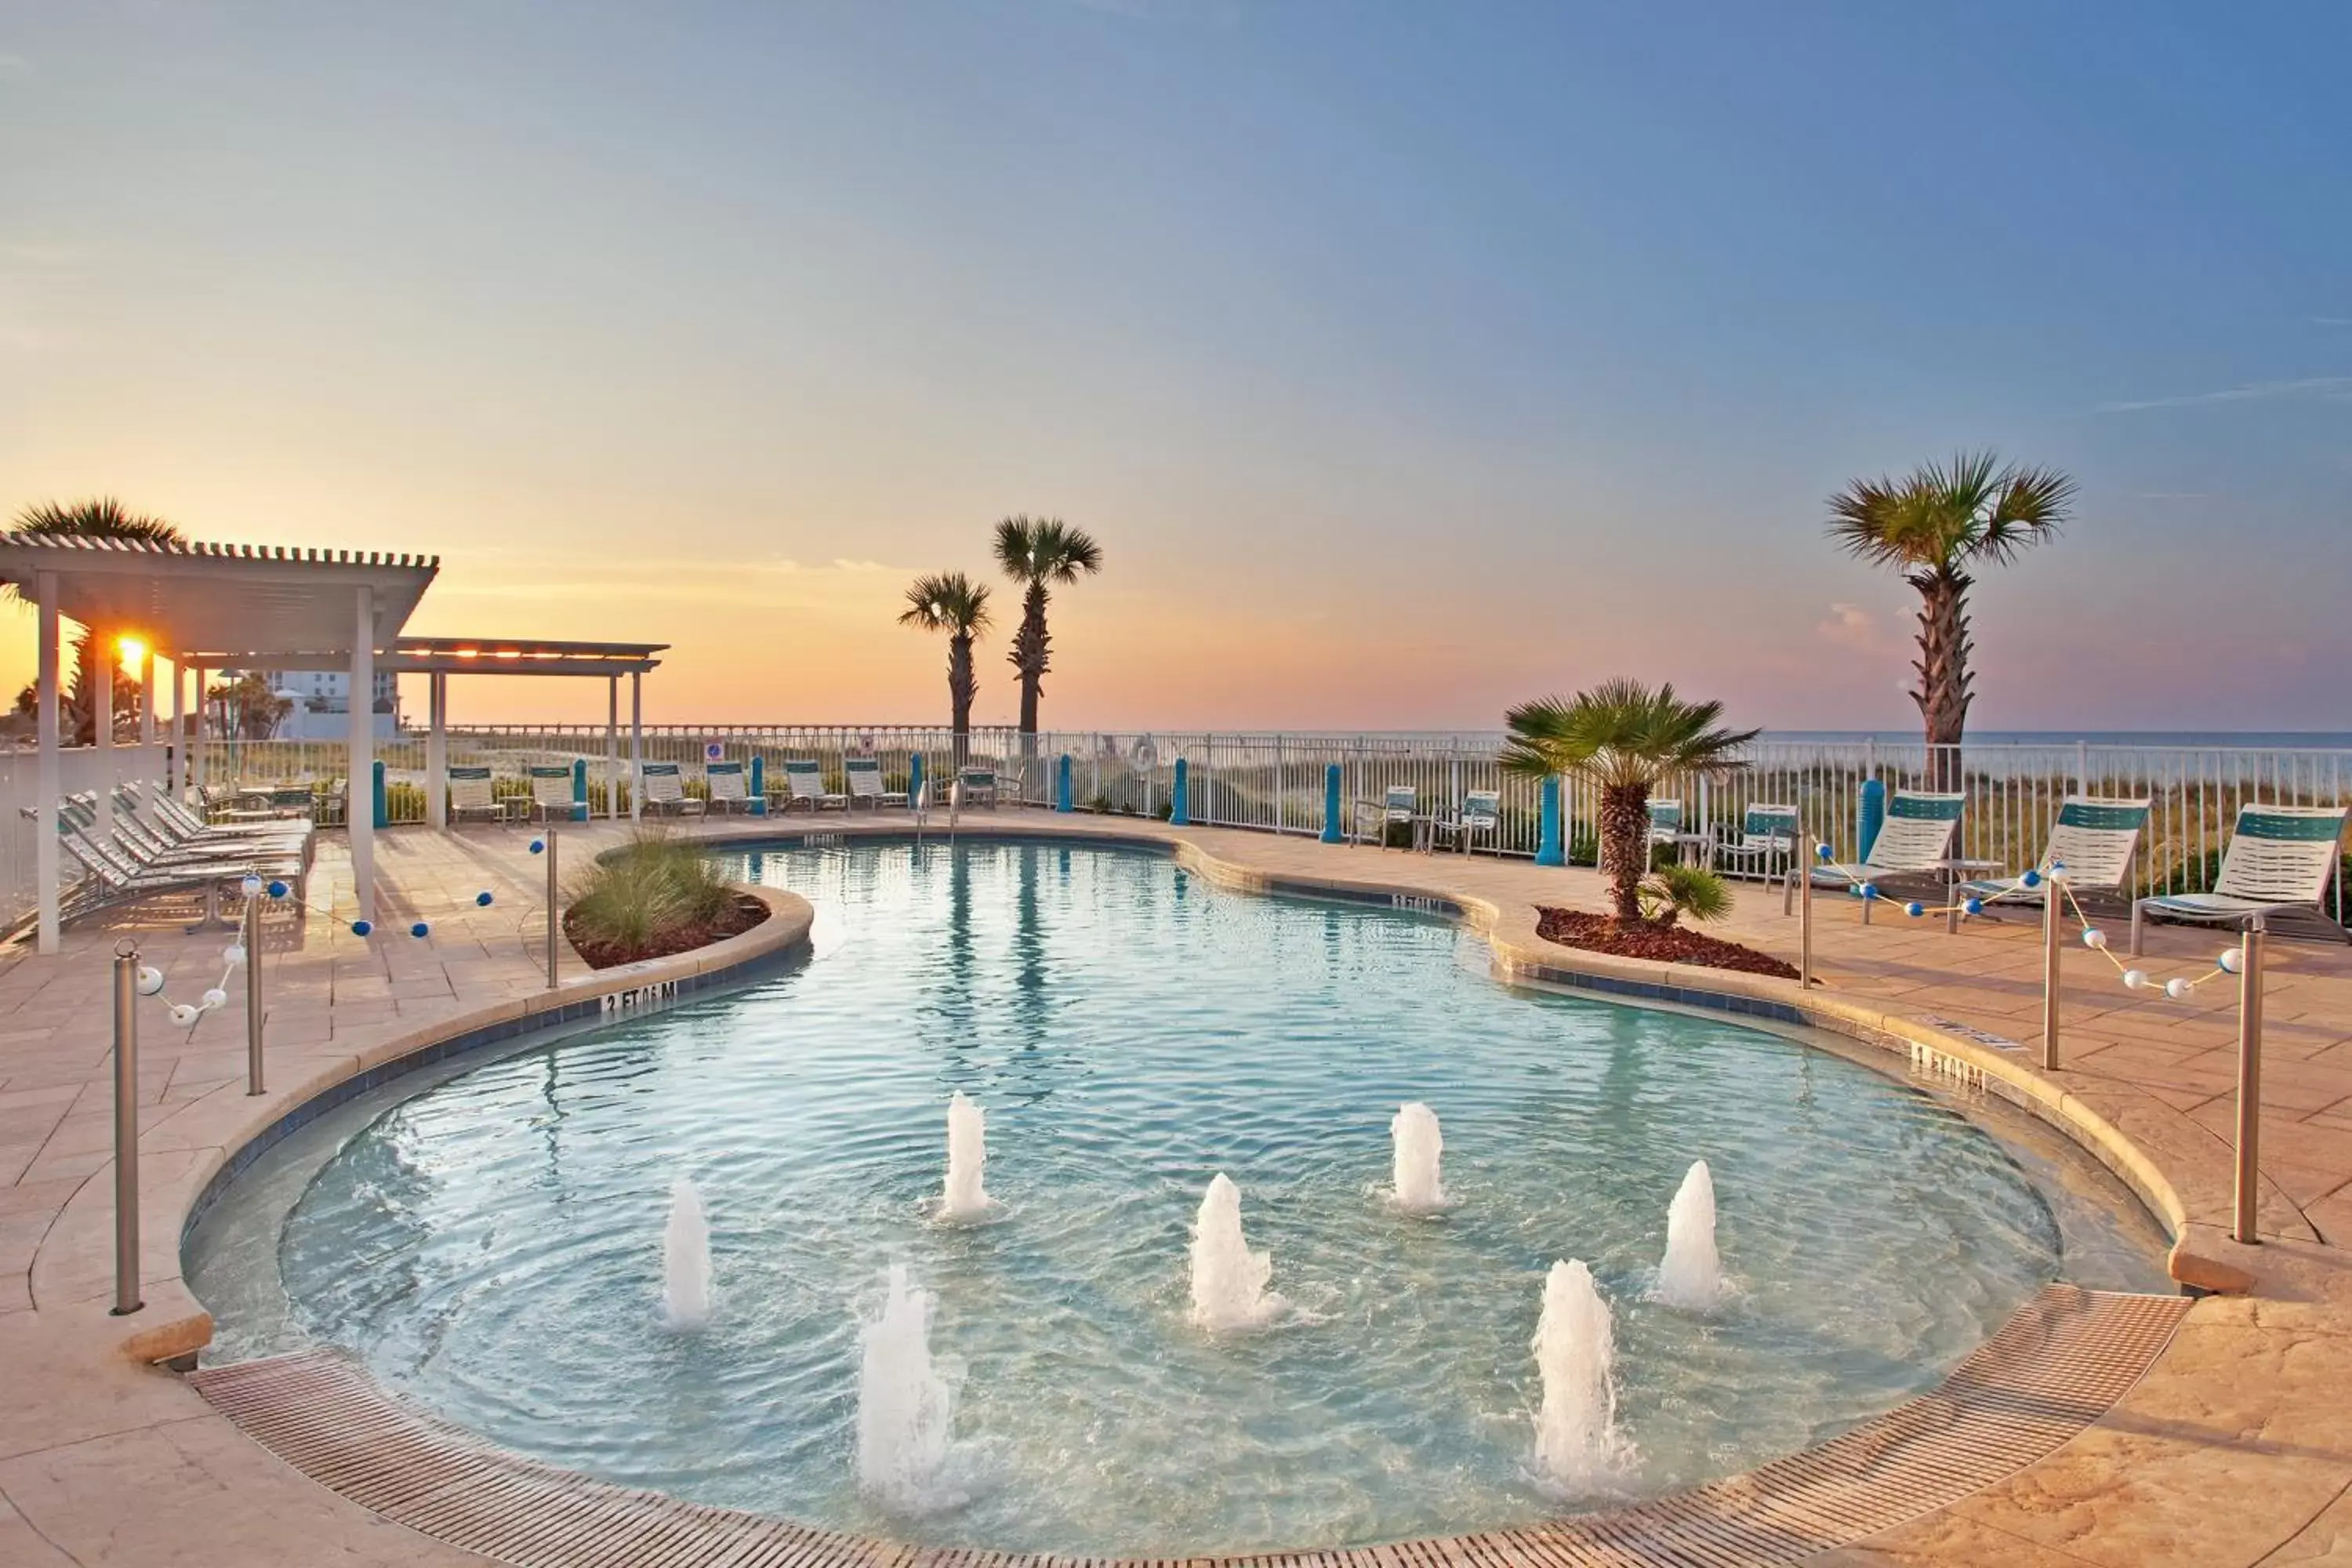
<box><xmin>3</xmin><ymin>811</ymin><xmax>2350</xmax><ymax>1567</ymax></box>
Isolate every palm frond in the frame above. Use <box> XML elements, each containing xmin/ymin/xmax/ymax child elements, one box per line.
<box><xmin>994</xmin><ymin>514</ymin><xmax>1104</xmax><ymax>585</ymax></box>
<box><xmin>1501</xmin><ymin>679</ymin><xmax>1757</xmax><ymax>789</ymax></box>
<box><xmin>11</xmin><ymin>497</ymin><xmax>183</xmax><ymax>544</ymax></box>
<box><xmin>898</xmin><ymin>571</ymin><xmax>992</xmax><ymax>635</ymax></box>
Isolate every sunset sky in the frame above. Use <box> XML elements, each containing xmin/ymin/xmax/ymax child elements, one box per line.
<box><xmin>2</xmin><ymin>2</ymin><xmax>2346</xmax><ymax>731</ymax></box>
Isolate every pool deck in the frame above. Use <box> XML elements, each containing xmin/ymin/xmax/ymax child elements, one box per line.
<box><xmin>4</xmin><ymin>810</ymin><xmax>2352</xmax><ymax>1566</ymax></box>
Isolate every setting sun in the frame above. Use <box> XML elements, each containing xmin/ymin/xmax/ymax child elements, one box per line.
<box><xmin>115</xmin><ymin>634</ymin><xmax>147</xmax><ymax>676</ymax></box>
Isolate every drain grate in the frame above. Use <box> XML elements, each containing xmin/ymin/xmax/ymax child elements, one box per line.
<box><xmin>189</xmin><ymin>1283</ymin><xmax>2191</xmax><ymax>1568</ymax></box>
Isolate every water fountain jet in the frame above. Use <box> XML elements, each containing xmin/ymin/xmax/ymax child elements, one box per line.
<box><xmin>1188</xmin><ymin>1173</ymin><xmax>1284</xmax><ymax>1330</ymax></box>
<box><xmin>942</xmin><ymin>1091</ymin><xmax>990</xmax><ymax>1220</ymax></box>
<box><xmin>1532</xmin><ymin>1258</ymin><xmax>1629</xmax><ymax>1490</ymax></box>
<box><xmin>1654</xmin><ymin>1160</ymin><xmax>1725</xmax><ymax>1310</ymax></box>
<box><xmin>856</xmin><ymin>1264</ymin><xmax>964</xmax><ymax>1513</ymax></box>
<box><xmin>1389</xmin><ymin>1102</ymin><xmax>1446</xmax><ymax>1212</ymax></box>
<box><xmin>662</xmin><ymin>1178</ymin><xmax>711</xmax><ymax>1331</ymax></box>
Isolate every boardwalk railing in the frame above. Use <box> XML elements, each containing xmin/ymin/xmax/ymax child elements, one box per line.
<box><xmin>174</xmin><ymin>729</ymin><xmax>2352</xmax><ymax>927</ymax></box>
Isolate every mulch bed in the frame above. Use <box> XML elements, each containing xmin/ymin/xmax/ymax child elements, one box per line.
<box><xmin>563</xmin><ymin>891</ymin><xmax>769</xmax><ymax>970</ymax></box>
<box><xmin>1535</xmin><ymin>908</ymin><xmax>1799</xmax><ymax>979</ymax></box>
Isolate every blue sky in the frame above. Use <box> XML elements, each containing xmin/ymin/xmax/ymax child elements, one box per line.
<box><xmin>1</xmin><ymin>2</ymin><xmax>2344</xmax><ymax>728</ymax></box>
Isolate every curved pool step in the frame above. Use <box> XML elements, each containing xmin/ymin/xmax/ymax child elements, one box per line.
<box><xmin>187</xmin><ymin>1282</ymin><xmax>2192</xmax><ymax>1568</ymax></box>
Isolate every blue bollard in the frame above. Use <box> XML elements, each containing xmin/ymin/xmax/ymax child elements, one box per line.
<box><xmin>749</xmin><ymin>755</ymin><xmax>767</xmax><ymax>815</ymax></box>
<box><xmin>371</xmin><ymin>759</ymin><xmax>387</xmax><ymax>829</ymax></box>
<box><xmin>1171</xmin><ymin>757</ymin><xmax>1190</xmax><ymax>826</ymax></box>
<box><xmin>1056</xmin><ymin>754</ymin><xmax>1073</xmax><ymax>812</ymax></box>
<box><xmin>1857</xmin><ymin>777</ymin><xmax>1886</xmax><ymax>863</ymax></box>
<box><xmin>908</xmin><ymin>753</ymin><xmax>925</xmax><ymax>806</ymax></box>
<box><xmin>1320</xmin><ymin>763</ymin><xmax>1343</xmax><ymax>843</ymax></box>
<box><xmin>570</xmin><ymin>757</ymin><xmax>590</xmax><ymax>822</ymax></box>
<box><xmin>1535</xmin><ymin>775</ymin><xmax>1566</xmax><ymax>866</ymax></box>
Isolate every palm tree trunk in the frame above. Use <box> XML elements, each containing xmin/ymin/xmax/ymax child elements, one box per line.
<box><xmin>949</xmin><ymin>633</ymin><xmax>975</xmax><ymax>764</ymax></box>
<box><xmin>1598</xmin><ymin>782</ymin><xmax>1649</xmax><ymax>922</ymax></box>
<box><xmin>1012</xmin><ymin>582</ymin><xmax>1049</xmax><ymax>740</ymax></box>
<box><xmin>1910</xmin><ymin>574</ymin><xmax>1973</xmax><ymax>793</ymax></box>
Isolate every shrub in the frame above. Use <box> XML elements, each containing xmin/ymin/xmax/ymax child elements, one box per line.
<box><xmin>1639</xmin><ymin>863</ymin><xmax>1732</xmax><ymax>927</ymax></box>
<box><xmin>1087</xmin><ymin>792</ymin><xmax>1113</xmax><ymax>814</ymax></box>
<box><xmin>564</xmin><ymin>833</ymin><xmax>734</xmax><ymax>960</ymax></box>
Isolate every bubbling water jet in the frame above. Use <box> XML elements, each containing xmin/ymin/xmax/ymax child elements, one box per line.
<box><xmin>1532</xmin><ymin>1259</ymin><xmax>1632</xmax><ymax>1491</ymax></box>
<box><xmin>1188</xmin><ymin>1173</ymin><xmax>1285</xmax><ymax>1331</ymax></box>
<box><xmin>1389</xmin><ymin>1102</ymin><xmax>1447</xmax><ymax>1213</ymax></box>
<box><xmin>661</xmin><ymin>1178</ymin><xmax>711</xmax><ymax>1331</ymax></box>
<box><xmin>942</xmin><ymin>1091</ymin><xmax>990</xmax><ymax>1220</ymax></box>
<box><xmin>856</xmin><ymin>1264</ymin><xmax>965</xmax><ymax>1513</ymax></box>
<box><xmin>1653</xmin><ymin>1160</ymin><xmax>1726</xmax><ymax>1310</ymax></box>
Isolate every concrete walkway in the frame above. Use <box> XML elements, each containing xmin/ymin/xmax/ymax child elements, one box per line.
<box><xmin>2</xmin><ymin>812</ymin><xmax>2350</xmax><ymax>1566</ymax></box>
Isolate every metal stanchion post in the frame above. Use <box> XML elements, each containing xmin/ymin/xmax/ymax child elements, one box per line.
<box><xmin>244</xmin><ymin>889</ymin><xmax>265</xmax><ymax>1094</ymax></box>
<box><xmin>2040</xmin><ymin>874</ymin><xmax>2063</xmax><ymax>1072</ymax></box>
<box><xmin>1798</xmin><ymin>838</ymin><xmax>1814</xmax><ymax>990</ymax></box>
<box><xmin>545</xmin><ymin>821</ymin><xmax>561</xmax><ymax>990</ymax></box>
<box><xmin>111</xmin><ymin>943</ymin><xmax>143</xmax><ymax>1316</ymax></box>
<box><xmin>2234</xmin><ymin>917</ymin><xmax>2267</xmax><ymax>1246</ymax></box>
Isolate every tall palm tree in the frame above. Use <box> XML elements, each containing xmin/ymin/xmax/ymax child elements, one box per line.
<box><xmin>898</xmin><ymin>572</ymin><xmax>993</xmax><ymax>762</ymax></box>
<box><xmin>1827</xmin><ymin>452</ymin><xmax>2074</xmax><ymax>788</ymax></box>
<box><xmin>993</xmin><ymin>515</ymin><xmax>1102</xmax><ymax>743</ymax></box>
<box><xmin>1500</xmin><ymin>678</ymin><xmax>1758</xmax><ymax>922</ymax></box>
<box><xmin>7</xmin><ymin>498</ymin><xmax>185</xmax><ymax>744</ymax></box>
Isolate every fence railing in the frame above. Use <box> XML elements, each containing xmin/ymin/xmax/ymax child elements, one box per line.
<box><xmin>119</xmin><ymin>728</ymin><xmax>2352</xmax><ymax>932</ymax></box>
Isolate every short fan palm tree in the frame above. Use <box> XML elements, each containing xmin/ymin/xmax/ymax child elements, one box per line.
<box><xmin>1827</xmin><ymin>452</ymin><xmax>2074</xmax><ymax>788</ymax></box>
<box><xmin>993</xmin><ymin>515</ymin><xmax>1102</xmax><ymax>744</ymax></box>
<box><xmin>898</xmin><ymin>572</ymin><xmax>993</xmax><ymax>761</ymax></box>
<box><xmin>7</xmin><ymin>498</ymin><xmax>185</xmax><ymax>744</ymax></box>
<box><xmin>1500</xmin><ymin>679</ymin><xmax>1759</xmax><ymax>922</ymax></box>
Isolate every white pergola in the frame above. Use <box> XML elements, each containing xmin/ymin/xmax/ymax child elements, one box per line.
<box><xmin>0</xmin><ymin>536</ymin><xmax>438</xmax><ymax>953</ymax></box>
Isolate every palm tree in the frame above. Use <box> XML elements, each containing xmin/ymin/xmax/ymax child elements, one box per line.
<box><xmin>1500</xmin><ymin>678</ymin><xmax>1758</xmax><ymax>922</ymax></box>
<box><xmin>1827</xmin><ymin>452</ymin><xmax>2074</xmax><ymax>788</ymax></box>
<box><xmin>6</xmin><ymin>498</ymin><xmax>185</xmax><ymax>743</ymax></box>
<box><xmin>993</xmin><ymin>515</ymin><xmax>1102</xmax><ymax>743</ymax></box>
<box><xmin>898</xmin><ymin>572</ymin><xmax>993</xmax><ymax>761</ymax></box>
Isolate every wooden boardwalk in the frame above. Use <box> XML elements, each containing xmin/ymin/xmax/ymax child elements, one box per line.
<box><xmin>187</xmin><ymin>1283</ymin><xmax>2192</xmax><ymax>1568</ymax></box>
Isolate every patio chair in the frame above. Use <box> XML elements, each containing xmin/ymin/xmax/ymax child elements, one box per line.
<box><xmin>445</xmin><ymin>764</ymin><xmax>513</xmax><ymax>826</ymax></box>
<box><xmin>1428</xmin><ymin>789</ymin><xmax>1501</xmax><ymax>855</ymax></box>
<box><xmin>2131</xmin><ymin>804</ymin><xmax>2350</xmax><ymax>953</ymax></box>
<box><xmin>1711</xmin><ymin>804</ymin><xmax>1800</xmax><ymax>883</ymax></box>
<box><xmin>1958</xmin><ymin>797</ymin><xmax>2152</xmax><ymax>909</ymax></box>
<box><xmin>527</xmin><ymin>764</ymin><xmax>582</xmax><ymax>824</ymax></box>
<box><xmin>1810</xmin><ymin>789</ymin><xmax>1965</xmax><ymax>921</ymax></box>
<box><xmin>125</xmin><ymin>784</ymin><xmax>314</xmax><ymax>859</ymax></box>
<box><xmin>777</xmin><ymin>759</ymin><xmax>848</xmax><ymax>815</ymax></box>
<box><xmin>956</xmin><ymin>767</ymin><xmax>999</xmax><ymax>809</ymax></box>
<box><xmin>1647</xmin><ymin>798</ymin><xmax>1684</xmax><ymax>847</ymax></box>
<box><xmin>845</xmin><ymin>756</ymin><xmax>908</xmax><ymax>811</ymax></box>
<box><xmin>705</xmin><ymin>760</ymin><xmax>757</xmax><ymax>815</ymax></box>
<box><xmin>1352</xmin><ymin>785</ymin><xmax>1417</xmax><ymax>849</ymax></box>
<box><xmin>639</xmin><ymin>761</ymin><xmax>706</xmax><ymax>818</ymax></box>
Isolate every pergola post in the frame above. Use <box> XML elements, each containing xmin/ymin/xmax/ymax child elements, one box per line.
<box><xmin>93</xmin><ymin>630</ymin><xmax>114</xmax><ymax>838</ymax></box>
<box><xmin>138</xmin><ymin>645</ymin><xmax>158</xmax><ymax>825</ymax></box>
<box><xmin>606</xmin><ymin>676</ymin><xmax>619</xmax><ymax>822</ymax></box>
<box><xmin>629</xmin><ymin>671</ymin><xmax>642</xmax><ymax>825</ymax></box>
<box><xmin>350</xmin><ymin>586</ymin><xmax>376</xmax><ymax>925</ymax></box>
<box><xmin>190</xmin><ymin>665</ymin><xmax>207</xmax><ymax>794</ymax></box>
<box><xmin>426</xmin><ymin>672</ymin><xmax>448</xmax><ymax>829</ymax></box>
<box><xmin>34</xmin><ymin>574</ymin><xmax>60</xmax><ymax>955</ymax></box>
<box><xmin>170</xmin><ymin>659</ymin><xmax>187</xmax><ymax>794</ymax></box>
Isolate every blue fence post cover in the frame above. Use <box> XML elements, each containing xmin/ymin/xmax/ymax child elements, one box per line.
<box><xmin>1171</xmin><ymin>757</ymin><xmax>1191</xmax><ymax>826</ymax></box>
<box><xmin>371</xmin><ymin>759</ymin><xmax>388</xmax><ymax>829</ymax></box>
<box><xmin>1319</xmin><ymin>763</ymin><xmax>1344</xmax><ymax>843</ymax></box>
<box><xmin>908</xmin><ymin>753</ymin><xmax>925</xmax><ymax>806</ymax></box>
<box><xmin>1857</xmin><ymin>777</ymin><xmax>1887</xmax><ymax>863</ymax></box>
<box><xmin>570</xmin><ymin>757</ymin><xmax>590</xmax><ymax>822</ymax></box>
<box><xmin>1056</xmin><ymin>754</ymin><xmax>1073</xmax><ymax>812</ymax></box>
<box><xmin>1535</xmin><ymin>775</ymin><xmax>1566</xmax><ymax>866</ymax></box>
<box><xmin>749</xmin><ymin>756</ymin><xmax>767</xmax><ymax>816</ymax></box>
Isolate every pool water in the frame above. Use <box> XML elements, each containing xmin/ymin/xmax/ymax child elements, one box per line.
<box><xmin>190</xmin><ymin>840</ymin><xmax>2170</xmax><ymax>1556</ymax></box>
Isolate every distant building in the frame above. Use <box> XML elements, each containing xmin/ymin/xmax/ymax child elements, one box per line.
<box><xmin>238</xmin><ymin>669</ymin><xmax>402</xmax><ymax>740</ymax></box>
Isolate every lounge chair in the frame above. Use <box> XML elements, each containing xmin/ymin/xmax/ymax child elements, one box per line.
<box><xmin>845</xmin><ymin>757</ymin><xmax>907</xmax><ymax>811</ymax></box>
<box><xmin>639</xmin><ymin>761</ymin><xmax>705</xmax><ymax>818</ymax></box>
<box><xmin>527</xmin><ymin>764</ymin><xmax>581</xmax><ymax>824</ymax></box>
<box><xmin>124</xmin><ymin>785</ymin><xmax>314</xmax><ymax>859</ymax></box>
<box><xmin>1711</xmin><ymin>804</ymin><xmax>1800</xmax><ymax>882</ymax></box>
<box><xmin>705</xmin><ymin>760</ymin><xmax>757</xmax><ymax>815</ymax></box>
<box><xmin>1811</xmin><ymin>789</ymin><xmax>1965</xmax><ymax>921</ymax></box>
<box><xmin>1428</xmin><ymin>789</ymin><xmax>1501</xmax><ymax>855</ymax></box>
<box><xmin>777</xmin><ymin>759</ymin><xmax>847</xmax><ymax>815</ymax></box>
<box><xmin>1647</xmin><ymin>798</ymin><xmax>1684</xmax><ymax>847</ymax></box>
<box><xmin>1958</xmin><ymin>797</ymin><xmax>2151</xmax><ymax>909</ymax></box>
<box><xmin>446</xmin><ymin>764</ymin><xmax>514</xmax><ymax>826</ymax></box>
<box><xmin>1352</xmin><ymin>785</ymin><xmax>1417</xmax><ymax>849</ymax></box>
<box><xmin>956</xmin><ymin>767</ymin><xmax>999</xmax><ymax>810</ymax></box>
<box><xmin>2132</xmin><ymin>804</ymin><xmax>2349</xmax><ymax>953</ymax></box>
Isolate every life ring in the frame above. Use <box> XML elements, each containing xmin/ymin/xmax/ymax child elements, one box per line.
<box><xmin>1131</xmin><ymin>736</ymin><xmax>1160</xmax><ymax>770</ymax></box>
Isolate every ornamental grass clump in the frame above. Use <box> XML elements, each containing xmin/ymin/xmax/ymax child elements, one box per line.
<box><xmin>564</xmin><ymin>833</ymin><xmax>736</xmax><ymax>963</ymax></box>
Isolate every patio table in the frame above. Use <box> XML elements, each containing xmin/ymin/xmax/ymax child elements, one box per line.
<box><xmin>1931</xmin><ymin>857</ymin><xmax>2005</xmax><ymax>935</ymax></box>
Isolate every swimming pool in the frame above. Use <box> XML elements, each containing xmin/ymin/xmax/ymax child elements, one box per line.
<box><xmin>188</xmin><ymin>839</ymin><xmax>2169</xmax><ymax>1556</ymax></box>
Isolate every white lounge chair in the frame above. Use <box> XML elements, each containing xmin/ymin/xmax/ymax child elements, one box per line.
<box><xmin>846</xmin><ymin>757</ymin><xmax>907</xmax><ymax>811</ymax></box>
<box><xmin>1428</xmin><ymin>789</ymin><xmax>1501</xmax><ymax>855</ymax></box>
<box><xmin>1352</xmin><ymin>784</ymin><xmax>1417</xmax><ymax>849</ymax></box>
<box><xmin>2132</xmin><ymin>804</ymin><xmax>2349</xmax><ymax>953</ymax></box>
<box><xmin>639</xmin><ymin>761</ymin><xmax>705</xmax><ymax>817</ymax></box>
<box><xmin>1812</xmin><ymin>789</ymin><xmax>1965</xmax><ymax>921</ymax></box>
<box><xmin>526</xmin><ymin>764</ymin><xmax>579</xmax><ymax>824</ymax></box>
<box><xmin>956</xmin><ymin>767</ymin><xmax>999</xmax><ymax>809</ymax></box>
<box><xmin>779</xmin><ymin>760</ymin><xmax>848</xmax><ymax>814</ymax></box>
<box><xmin>1647</xmin><ymin>798</ymin><xmax>1684</xmax><ymax>847</ymax></box>
<box><xmin>705</xmin><ymin>760</ymin><xmax>757</xmax><ymax>815</ymax></box>
<box><xmin>1960</xmin><ymin>797</ymin><xmax>2151</xmax><ymax>907</ymax></box>
<box><xmin>446</xmin><ymin>764</ymin><xmax>513</xmax><ymax>826</ymax></box>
